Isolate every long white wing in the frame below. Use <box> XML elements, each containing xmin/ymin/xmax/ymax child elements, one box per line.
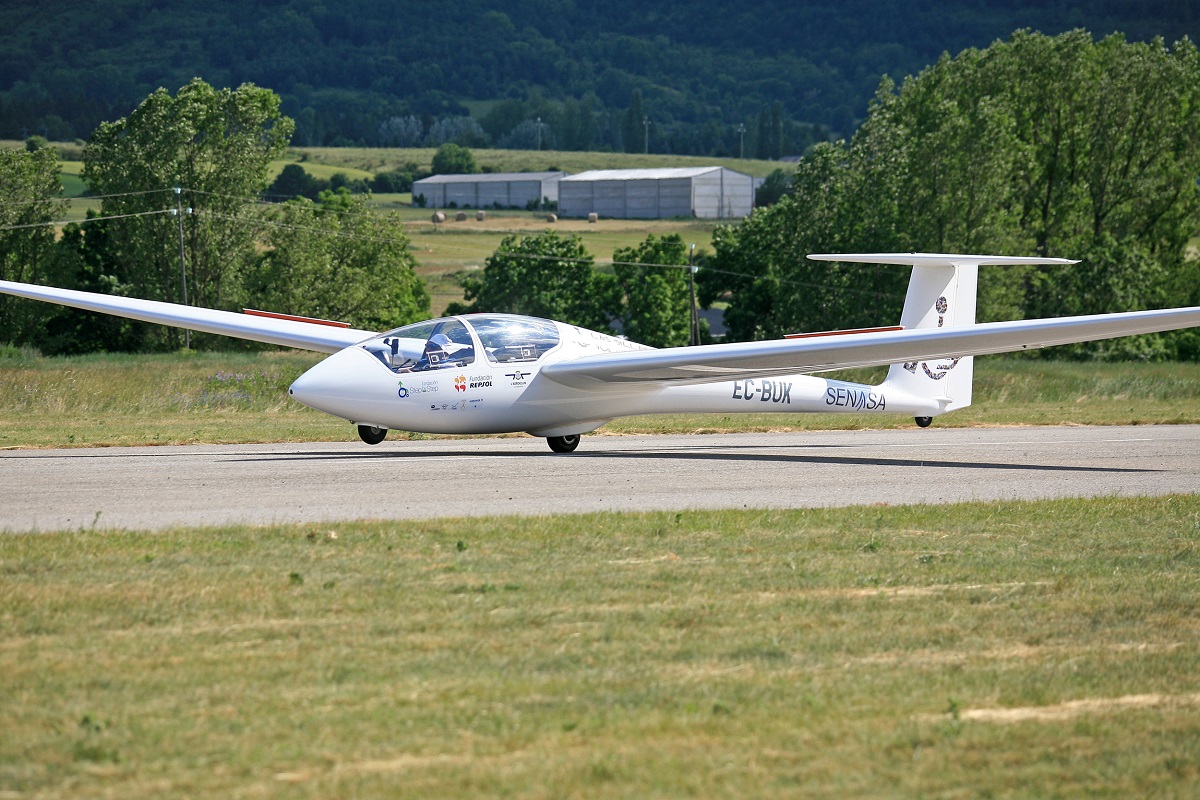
<box><xmin>0</xmin><ymin>280</ymin><xmax>376</xmax><ymax>353</ymax></box>
<box><xmin>541</xmin><ymin>307</ymin><xmax>1200</xmax><ymax>388</ymax></box>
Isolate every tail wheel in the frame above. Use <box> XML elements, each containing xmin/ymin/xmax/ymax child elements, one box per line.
<box><xmin>547</xmin><ymin>434</ymin><xmax>580</xmax><ymax>453</ymax></box>
<box><xmin>358</xmin><ymin>424</ymin><xmax>388</xmax><ymax>445</ymax></box>
<box><xmin>914</xmin><ymin>416</ymin><xmax>933</xmax><ymax>428</ymax></box>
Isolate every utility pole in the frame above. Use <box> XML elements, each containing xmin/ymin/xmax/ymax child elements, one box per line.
<box><xmin>688</xmin><ymin>243</ymin><xmax>700</xmax><ymax>346</ymax></box>
<box><xmin>536</xmin><ymin>116</ymin><xmax>542</xmax><ymax>150</ymax></box>
<box><xmin>737</xmin><ymin>124</ymin><xmax>746</xmax><ymax>159</ymax></box>
<box><xmin>643</xmin><ymin>116</ymin><xmax>650</xmax><ymax>153</ymax></box>
<box><xmin>173</xmin><ymin>187</ymin><xmax>191</xmax><ymax>349</ymax></box>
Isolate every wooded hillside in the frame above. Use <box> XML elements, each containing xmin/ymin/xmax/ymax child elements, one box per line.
<box><xmin>2</xmin><ymin>0</ymin><xmax>1193</xmax><ymax>153</ymax></box>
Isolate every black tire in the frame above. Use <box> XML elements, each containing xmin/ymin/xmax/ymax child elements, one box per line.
<box><xmin>547</xmin><ymin>434</ymin><xmax>580</xmax><ymax>453</ymax></box>
<box><xmin>914</xmin><ymin>416</ymin><xmax>933</xmax><ymax>428</ymax></box>
<box><xmin>358</xmin><ymin>424</ymin><xmax>388</xmax><ymax>445</ymax></box>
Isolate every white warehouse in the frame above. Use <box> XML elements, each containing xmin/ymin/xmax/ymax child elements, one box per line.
<box><xmin>558</xmin><ymin>167</ymin><xmax>754</xmax><ymax>220</ymax></box>
<box><xmin>412</xmin><ymin>171</ymin><xmax>567</xmax><ymax>209</ymax></box>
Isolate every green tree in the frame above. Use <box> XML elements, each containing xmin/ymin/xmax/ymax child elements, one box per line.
<box><xmin>245</xmin><ymin>189</ymin><xmax>429</xmax><ymax>331</ymax></box>
<box><xmin>754</xmin><ymin>168</ymin><xmax>793</xmax><ymax>207</ymax></box>
<box><xmin>709</xmin><ymin>30</ymin><xmax>1200</xmax><ymax>358</ymax></box>
<box><xmin>82</xmin><ymin>79</ymin><xmax>293</xmax><ymax>347</ymax></box>
<box><xmin>266</xmin><ymin>163</ymin><xmax>326</xmax><ymax>200</ymax></box>
<box><xmin>430</xmin><ymin>143</ymin><xmax>477</xmax><ymax>175</ymax></box>
<box><xmin>0</xmin><ymin>146</ymin><xmax>69</xmax><ymax>344</ymax></box>
<box><xmin>623</xmin><ymin>89</ymin><xmax>645</xmax><ymax>154</ymax></box>
<box><xmin>452</xmin><ymin>230</ymin><xmax>611</xmax><ymax>331</ymax></box>
<box><xmin>612</xmin><ymin>234</ymin><xmax>693</xmax><ymax>347</ymax></box>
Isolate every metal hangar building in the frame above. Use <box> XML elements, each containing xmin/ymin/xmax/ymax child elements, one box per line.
<box><xmin>557</xmin><ymin>167</ymin><xmax>754</xmax><ymax>220</ymax></box>
<box><xmin>412</xmin><ymin>171</ymin><xmax>567</xmax><ymax>209</ymax></box>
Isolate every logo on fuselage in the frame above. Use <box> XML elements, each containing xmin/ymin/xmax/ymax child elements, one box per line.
<box><xmin>398</xmin><ymin>379</ymin><xmax>439</xmax><ymax>399</ymax></box>
<box><xmin>505</xmin><ymin>369</ymin><xmax>531</xmax><ymax>387</ymax></box>
<box><xmin>825</xmin><ymin>387</ymin><xmax>886</xmax><ymax>410</ymax></box>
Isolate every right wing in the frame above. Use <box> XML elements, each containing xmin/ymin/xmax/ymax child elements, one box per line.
<box><xmin>0</xmin><ymin>280</ymin><xmax>377</xmax><ymax>353</ymax></box>
<box><xmin>541</xmin><ymin>306</ymin><xmax>1200</xmax><ymax>387</ymax></box>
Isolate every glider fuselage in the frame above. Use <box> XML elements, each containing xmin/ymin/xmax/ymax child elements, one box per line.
<box><xmin>287</xmin><ymin>314</ymin><xmax>937</xmax><ymax>437</ymax></box>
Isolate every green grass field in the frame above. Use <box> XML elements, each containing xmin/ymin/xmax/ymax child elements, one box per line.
<box><xmin>1</xmin><ymin>350</ymin><xmax>1198</xmax><ymax>448</ymax></box>
<box><xmin>2</xmin><ymin>497</ymin><xmax>1198</xmax><ymax>797</ymax></box>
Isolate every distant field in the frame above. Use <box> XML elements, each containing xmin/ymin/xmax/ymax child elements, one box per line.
<box><xmin>52</xmin><ymin>149</ymin><xmax>730</xmax><ymax>313</ymax></box>
<box><xmin>2</xmin><ymin>496</ymin><xmax>1198</xmax><ymax>797</ymax></box>
<box><xmin>289</xmin><ymin>145</ymin><xmax>786</xmax><ymax>180</ymax></box>
<box><xmin>1</xmin><ymin>351</ymin><xmax>1198</xmax><ymax>449</ymax></box>
<box><xmin>266</xmin><ymin>157</ymin><xmax>373</xmax><ymax>183</ymax></box>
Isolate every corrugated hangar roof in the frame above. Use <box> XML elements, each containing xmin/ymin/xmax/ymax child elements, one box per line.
<box><xmin>416</xmin><ymin>171</ymin><xmax>567</xmax><ymax>184</ymax></box>
<box><xmin>561</xmin><ymin>167</ymin><xmax>729</xmax><ymax>181</ymax></box>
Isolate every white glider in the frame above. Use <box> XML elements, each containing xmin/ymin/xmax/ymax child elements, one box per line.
<box><xmin>2</xmin><ymin>253</ymin><xmax>1199</xmax><ymax>452</ymax></box>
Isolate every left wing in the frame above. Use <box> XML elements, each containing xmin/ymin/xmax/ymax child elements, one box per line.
<box><xmin>0</xmin><ymin>280</ymin><xmax>376</xmax><ymax>353</ymax></box>
<box><xmin>541</xmin><ymin>307</ymin><xmax>1200</xmax><ymax>388</ymax></box>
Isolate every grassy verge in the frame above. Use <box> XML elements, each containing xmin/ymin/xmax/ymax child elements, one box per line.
<box><xmin>2</xmin><ymin>497</ymin><xmax>1198</xmax><ymax>797</ymax></box>
<box><xmin>1</xmin><ymin>350</ymin><xmax>1197</xmax><ymax>448</ymax></box>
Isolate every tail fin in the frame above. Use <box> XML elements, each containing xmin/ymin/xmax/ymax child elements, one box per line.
<box><xmin>808</xmin><ymin>253</ymin><xmax>1077</xmax><ymax>416</ymax></box>
<box><xmin>884</xmin><ymin>257</ymin><xmax>978</xmax><ymax>413</ymax></box>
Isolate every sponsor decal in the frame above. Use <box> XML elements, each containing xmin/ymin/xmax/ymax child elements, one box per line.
<box><xmin>904</xmin><ymin>358</ymin><xmax>961</xmax><ymax>380</ymax></box>
<box><xmin>398</xmin><ymin>379</ymin><xmax>440</xmax><ymax>399</ymax></box>
<box><xmin>731</xmin><ymin>379</ymin><xmax>792</xmax><ymax>404</ymax></box>
<box><xmin>468</xmin><ymin>376</ymin><xmax>493</xmax><ymax>390</ymax></box>
<box><xmin>825</xmin><ymin>387</ymin><xmax>887</xmax><ymax>410</ymax></box>
<box><xmin>430</xmin><ymin>399</ymin><xmax>480</xmax><ymax>412</ymax></box>
<box><xmin>454</xmin><ymin>375</ymin><xmax>467</xmax><ymax>392</ymax></box>
<box><xmin>505</xmin><ymin>369</ymin><xmax>531</xmax><ymax>387</ymax></box>
<box><xmin>903</xmin><ymin>296</ymin><xmax>962</xmax><ymax>380</ymax></box>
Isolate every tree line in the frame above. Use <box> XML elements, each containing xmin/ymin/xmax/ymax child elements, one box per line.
<box><xmin>0</xmin><ymin>79</ymin><xmax>699</xmax><ymax>353</ymax></box>
<box><xmin>700</xmin><ymin>30</ymin><xmax>1200</xmax><ymax>360</ymax></box>
<box><xmin>3</xmin><ymin>30</ymin><xmax>1200</xmax><ymax>360</ymax></box>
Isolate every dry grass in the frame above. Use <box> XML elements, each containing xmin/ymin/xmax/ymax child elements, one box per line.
<box><xmin>2</xmin><ymin>496</ymin><xmax>1198</xmax><ymax>797</ymax></box>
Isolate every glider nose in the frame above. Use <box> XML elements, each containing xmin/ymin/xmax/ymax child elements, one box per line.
<box><xmin>289</xmin><ymin>346</ymin><xmax>390</xmax><ymax>421</ymax></box>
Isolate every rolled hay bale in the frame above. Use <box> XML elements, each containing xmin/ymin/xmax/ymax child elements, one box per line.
<box><xmin>476</xmin><ymin>210</ymin><xmax>487</xmax><ymax>221</ymax></box>
<box><xmin>455</xmin><ymin>211</ymin><xmax>467</xmax><ymax>222</ymax></box>
<box><xmin>546</xmin><ymin>213</ymin><xmax>558</xmax><ymax>223</ymax></box>
<box><xmin>431</xmin><ymin>211</ymin><xmax>447</xmax><ymax>224</ymax></box>
<box><xmin>587</xmin><ymin>212</ymin><xmax>598</xmax><ymax>223</ymax></box>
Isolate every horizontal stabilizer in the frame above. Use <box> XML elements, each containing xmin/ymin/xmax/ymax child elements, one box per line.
<box><xmin>808</xmin><ymin>252</ymin><xmax>1079</xmax><ymax>267</ymax></box>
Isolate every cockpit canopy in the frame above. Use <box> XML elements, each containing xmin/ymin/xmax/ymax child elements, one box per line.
<box><xmin>361</xmin><ymin>314</ymin><xmax>561</xmax><ymax>373</ymax></box>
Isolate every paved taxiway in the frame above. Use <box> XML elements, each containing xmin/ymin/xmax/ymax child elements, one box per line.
<box><xmin>2</xmin><ymin>425</ymin><xmax>1198</xmax><ymax>532</ymax></box>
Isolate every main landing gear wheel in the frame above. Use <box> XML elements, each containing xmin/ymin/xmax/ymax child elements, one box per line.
<box><xmin>546</xmin><ymin>434</ymin><xmax>580</xmax><ymax>453</ymax></box>
<box><xmin>358</xmin><ymin>424</ymin><xmax>388</xmax><ymax>445</ymax></box>
<box><xmin>914</xmin><ymin>416</ymin><xmax>933</xmax><ymax>428</ymax></box>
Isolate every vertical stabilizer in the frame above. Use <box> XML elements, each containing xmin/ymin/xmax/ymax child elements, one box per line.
<box><xmin>884</xmin><ymin>260</ymin><xmax>977</xmax><ymax>413</ymax></box>
<box><xmin>807</xmin><ymin>253</ymin><xmax>1077</xmax><ymax>416</ymax></box>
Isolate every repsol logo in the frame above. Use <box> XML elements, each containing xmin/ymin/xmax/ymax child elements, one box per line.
<box><xmin>825</xmin><ymin>387</ymin><xmax>886</xmax><ymax>410</ymax></box>
<box><xmin>469</xmin><ymin>377</ymin><xmax>493</xmax><ymax>389</ymax></box>
<box><xmin>731</xmin><ymin>379</ymin><xmax>792</xmax><ymax>404</ymax></box>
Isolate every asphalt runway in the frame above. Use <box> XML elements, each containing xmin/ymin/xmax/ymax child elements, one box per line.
<box><xmin>2</xmin><ymin>425</ymin><xmax>1198</xmax><ymax>532</ymax></box>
